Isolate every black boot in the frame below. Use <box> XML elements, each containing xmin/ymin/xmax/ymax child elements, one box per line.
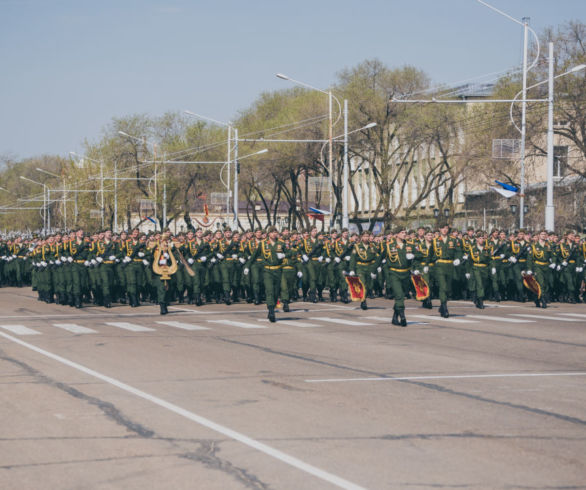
<box><xmin>309</xmin><ymin>289</ymin><xmax>317</xmax><ymax>303</ymax></box>
<box><xmin>541</xmin><ymin>297</ymin><xmax>547</xmax><ymax>309</ymax></box>
<box><xmin>283</xmin><ymin>301</ymin><xmax>290</xmax><ymax>312</ymax></box>
<box><xmin>103</xmin><ymin>295</ymin><xmax>112</xmax><ymax>308</ymax></box>
<box><xmin>476</xmin><ymin>298</ymin><xmax>485</xmax><ymax>309</ymax></box>
<box><xmin>398</xmin><ymin>308</ymin><xmax>407</xmax><ymax>327</ymax></box>
<box><xmin>254</xmin><ymin>293</ymin><xmax>261</xmax><ymax>306</ymax></box>
<box><xmin>360</xmin><ymin>300</ymin><xmax>368</xmax><ymax>310</ymax></box>
<box><xmin>160</xmin><ymin>303</ymin><xmax>168</xmax><ymax>315</ymax></box>
<box><xmin>391</xmin><ymin>308</ymin><xmax>400</xmax><ymax>326</ymax></box>
<box><xmin>267</xmin><ymin>305</ymin><xmax>276</xmax><ymax>323</ymax></box>
<box><xmin>195</xmin><ymin>293</ymin><xmax>203</xmax><ymax>306</ymax></box>
<box><xmin>317</xmin><ymin>290</ymin><xmax>324</xmax><ymax>302</ymax></box>
<box><xmin>224</xmin><ymin>292</ymin><xmax>231</xmax><ymax>305</ymax></box>
<box><xmin>330</xmin><ymin>289</ymin><xmax>337</xmax><ymax>302</ymax></box>
<box><xmin>341</xmin><ymin>291</ymin><xmax>350</xmax><ymax>304</ymax></box>
<box><xmin>74</xmin><ymin>295</ymin><xmax>82</xmax><ymax>309</ymax></box>
<box><xmin>440</xmin><ymin>301</ymin><xmax>449</xmax><ymax>318</ymax></box>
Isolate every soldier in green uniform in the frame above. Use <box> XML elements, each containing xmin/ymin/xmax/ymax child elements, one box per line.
<box><xmin>122</xmin><ymin>229</ymin><xmax>146</xmax><ymax>307</ymax></box>
<box><xmin>301</xmin><ymin>226</ymin><xmax>324</xmax><ymax>303</ymax></box>
<box><xmin>466</xmin><ymin>232</ymin><xmax>492</xmax><ymax>309</ymax></box>
<box><xmin>431</xmin><ymin>223</ymin><xmax>463</xmax><ymax>318</ymax></box>
<box><xmin>68</xmin><ymin>229</ymin><xmax>89</xmax><ymax>308</ymax></box>
<box><xmin>349</xmin><ymin>230</ymin><xmax>378</xmax><ymax>310</ymax></box>
<box><xmin>377</xmin><ymin>227</ymin><xmax>413</xmax><ymax>326</ymax></box>
<box><xmin>526</xmin><ymin>230</ymin><xmax>554</xmax><ymax>308</ymax></box>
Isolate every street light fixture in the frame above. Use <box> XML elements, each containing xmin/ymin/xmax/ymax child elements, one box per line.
<box><xmin>277</xmin><ymin>73</ymin><xmax>342</xmax><ymax>228</ymax></box>
<box><xmin>70</xmin><ymin>151</ymin><xmax>105</xmax><ymax>228</ymax></box>
<box><xmin>36</xmin><ymin>167</ymin><xmax>67</xmax><ymax>229</ymax></box>
<box><xmin>20</xmin><ymin>176</ymin><xmax>48</xmax><ymax>234</ymax></box>
<box><xmin>444</xmin><ymin>209</ymin><xmax>450</xmax><ymax>218</ymax></box>
<box><xmin>510</xmin><ymin>204</ymin><xmax>518</xmax><ymax>215</ymax></box>
<box><xmin>433</xmin><ymin>208</ymin><xmax>440</xmax><ymax>218</ymax></box>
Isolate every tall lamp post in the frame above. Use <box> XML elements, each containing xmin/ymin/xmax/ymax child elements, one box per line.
<box><xmin>70</xmin><ymin>152</ymin><xmax>105</xmax><ymax>228</ymax></box>
<box><xmin>36</xmin><ymin>167</ymin><xmax>66</xmax><ymax>229</ymax></box>
<box><xmin>20</xmin><ymin>176</ymin><xmax>48</xmax><ymax>235</ymax></box>
<box><xmin>276</xmin><ymin>73</ymin><xmax>342</xmax><ymax>228</ymax></box>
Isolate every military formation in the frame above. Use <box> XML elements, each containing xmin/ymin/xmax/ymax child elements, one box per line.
<box><xmin>1</xmin><ymin>224</ymin><xmax>585</xmax><ymax>325</ymax></box>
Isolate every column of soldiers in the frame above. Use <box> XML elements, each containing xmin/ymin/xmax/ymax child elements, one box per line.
<box><xmin>1</xmin><ymin>224</ymin><xmax>585</xmax><ymax>323</ymax></box>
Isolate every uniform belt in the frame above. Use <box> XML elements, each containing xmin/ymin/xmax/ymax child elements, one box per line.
<box><xmin>225</xmin><ymin>258</ymin><xmax>235</xmax><ymax>261</ymax></box>
<box><xmin>357</xmin><ymin>261</ymin><xmax>374</xmax><ymax>265</ymax></box>
<box><xmin>569</xmin><ymin>260</ymin><xmax>576</xmax><ymax>264</ymax></box>
<box><xmin>390</xmin><ymin>267</ymin><xmax>409</xmax><ymax>272</ymax></box>
<box><xmin>264</xmin><ymin>265</ymin><xmax>281</xmax><ymax>270</ymax></box>
<box><xmin>282</xmin><ymin>266</ymin><xmax>295</xmax><ymax>270</ymax></box>
<box><xmin>473</xmin><ymin>263</ymin><xmax>487</xmax><ymax>267</ymax></box>
<box><xmin>133</xmin><ymin>258</ymin><xmax>143</xmax><ymax>262</ymax></box>
<box><xmin>491</xmin><ymin>257</ymin><xmax>503</xmax><ymax>261</ymax></box>
<box><xmin>436</xmin><ymin>259</ymin><xmax>453</xmax><ymax>264</ymax></box>
<box><xmin>104</xmin><ymin>260</ymin><xmax>115</xmax><ymax>264</ymax></box>
<box><xmin>311</xmin><ymin>257</ymin><xmax>320</xmax><ymax>261</ymax></box>
<box><xmin>256</xmin><ymin>258</ymin><xmax>263</xmax><ymax>262</ymax></box>
<box><xmin>74</xmin><ymin>260</ymin><xmax>85</xmax><ymax>264</ymax></box>
<box><xmin>518</xmin><ymin>259</ymin><xmax>527</xmax><ymax>262</ymax></box>
<box><xmin>535</xmin><ymin>260</ymin><xmax>548</xmax><ymax>266</ymax></box>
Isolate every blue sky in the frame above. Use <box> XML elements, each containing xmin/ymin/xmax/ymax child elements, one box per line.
<box><xmin>1</xmin><ymin>0</ymin><xmax>584</xmax><ymax>159</ymax></box>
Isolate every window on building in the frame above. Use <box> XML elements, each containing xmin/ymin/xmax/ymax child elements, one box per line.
<box><xmin>554</xmin><ymin>146</ymin><xmax>568</xmax><ymax>178</ymax></box>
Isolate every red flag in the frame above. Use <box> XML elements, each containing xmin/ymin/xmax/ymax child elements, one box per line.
<box><xmin>345</xmin><ymin>276</ymin><xmax>366</xmax><ymax>302</ymax></box>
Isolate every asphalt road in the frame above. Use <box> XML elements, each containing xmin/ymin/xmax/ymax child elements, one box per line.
<box><xmin>1</xmin><ymin>287</ymin><xmax>585</xmax><ymax>489</ymax></box>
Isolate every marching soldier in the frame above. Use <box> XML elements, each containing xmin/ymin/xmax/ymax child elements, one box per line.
<box><xmin>431</xmin><ymin>223</ymin><xmax>463</xmax><ymax>318</ymax></box>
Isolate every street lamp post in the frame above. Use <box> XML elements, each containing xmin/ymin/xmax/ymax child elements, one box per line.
<box><xmin>276</xmin><ymin>73</ymin><xmax>342</xmax><ymax>228</ymax></box>
<box><xmin>36</xmin><ymin>167</ymin><xmax>66</xmax><ymax>230</ymax></box>
<box><xmin>70</xmin><ymin>152</ymin><xmax>105</xmax><ymax>228</ymax></box>
<box><xmin>20</xmin><ymin>175</ymin><xmax>48</xmax><ymax>235</ymax></box>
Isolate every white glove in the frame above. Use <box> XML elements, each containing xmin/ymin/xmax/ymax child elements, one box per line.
<box><xmin>491</xmin><ymin>267</ymin><xmax>496</xmax><ymax>275</ymax></box>
<box><xmin>138</xmin><ymin>252</ymin><xmax>145</xmax><ymax>258</ymax></box>
<box><xmin>49</xmin><ymin>260</ymin><xmax>54</xmax><ymax>265</ymax></box>
<box><xmin>325</xmin><ymin>257</ymin><xmax>331</xmax><ymax>263</ymax></box>
<box><xmin>562</xmin><ymin>261</ymin><xmax>568</xmax><ymax>267</ymax></box>
<box><xmin>163</xmin><ymin>252</ymin><xmax>170</xmax><ymax>259</ymax></box>
<box><xmin>90</xmin><ymin>259</ymin><xmax>97</xmax><ymax>266</ymax></box>
<box><xmin>187</xmin><ymin>258</ymin><xmax>194</xmax><ymax>264</ymax></box>
<box><xmin>96</xmin><ymin>256</ymin><xmax>103</xmax><ymax>263</ymax></box>
<box><xmin>370</xmin><ymin>272</ymin><xmax>377</xmax><ymax>279</ymax></box>
<box><xmin>576</xmin><ymin>267</ymin><xmax>583</xmax><ymax>273</ymax></box>
<box><xmin>377</xmin><ymin>267</ymin><xmax>382</xmax><ymax>273</ymax></box>
<box><xmin>556</xmin><ymin>265</ymin><xmax>561</xmax><ymax>271</ymax></box>
<box><xmin>210</xmin><ymin>258</ymin><xmax>216</xmax><ymax>264</ymax></box>
<box><xmin>41</xmin><ymin>261</ymin><xmax>47</xmax><ymax>267</ymax></box>
<box><xmin>526</xmin><ymin>270</ymin><xmax>533</xmax><ymax>275</ymax></box>
<box><xmin>23</xmin><ymin>256</ymin><xmax>28</xmax><ymax>261</ymax></box>
<box><xmin>115</xmin><ymin>258</ymin><xmax>120</xmax><ymax>263</ymax></box>
<box><xmin>302</xmin><ymin>254</ymin><xmax>309</xmax><ymax>262</ymax></box>
<box><xmin>239</xmin><ymin>257</ymin><xmax>246</xmax><ymax>264</ymax></box>
<box><xmin>453</xmin><ymin>259</ymin><xmax>461</xmax><ymax>266</ymax></box>
<box><xmin>276</xmin><ymin>252</ymin><xmax>286</xmax><ymax>259</ymax></box>
<box><xmin>231</xmin><ymin>254</ymin><xmax>238</xmax><ymax>259</ymax></box>
<box><xmin>216</xmin><ymin>253</ymin><xmax>224</xmax><ymax>259</ymax></box>
<box><xmin>109</xmin><ymin>255</ymin><xmax>116</xmax><ymax>261</ymax></box>
<box><xmin>297</xmin><ymin>271</ymin><xmax>303</xmax><ymax>278</ymax></box>
<box><xmin>549</xmin><ymin>263</ymin><xmax>556</xmax><ymax>269</ymax></box>
<box><xmin>159</xmin><ymin>259</ymin><xmax>167</xmax><ymax>265</ymax></box>
<box><xmin>200</xmin><ymin>256</ymin><xmax>207</xmax><ymax>262</ymax></box>
<box><xmin>318</xmin><ymin>256</ymin><xmax>323</xmax><ymax>262</ymax></box>
<box><xmin>84</xmin><ymin>260</ymin><xmax>90</xmax><ymax>267</ymax></box>
<box><xmin>412</xmin><ymin>270</ymin><xmax>420</xmax><ymax>276</ymax></box>
<box><xmin>55</xmin><ymin>260</ymin><xmax>61</xmax><ymax>266</ymax></box>
<box><xmin>60</xmin><ymin>256</ymin><xmax>66</xmax><ymax>262</ymax></box>
<box><xmin>465</xmin><ymin>273</ymin><xmax>471</xmax><ymax>280</ymax></box>
<box><xmin>462</xmin><ymin>254</ymin><xmax>469</xmax><ymax>260</ymax></box>
<box><xmin>509</xmin><ymin>256</ymin><xmax>517</xmax><ymax>263</ymax></box>
<box><xmin>123</xmin><ymin>256</ymin><xmax>131</xmax><ymax>263</ymax></box>
<box><xmin>334</xmin><ymin>257</ymin><xmax>341</xmax><ymax>263</ymax></box>
<box><xmin>344</xmin><ymin>256</ymin><xmax>351</xmax><ymax>262</ymax></box>
<box><xmin>423</xmin><ymin>266</ymin><xmax>429</xmax><ymax>274</ymax></box>
<box><xmin>143</xmin><ymin>259</ymin><xmax>149</xmax><ymax>266</ymax></box>
<box><xmin>499</xmin><ymin>253</ymin><xmax>505</xmax><ymax>259</ymax></box>
<box><xmin>406</xmin><ymin>253</ymin><xmax>415</xmax><ymax>260</ymax></box>
<box><xmin>243</xmin><ymin>268</ymin><xmax>249</xmax><ymax>275</ymax></box>
<box><xmin>349</xmin><ymin>270</ymin><xmax>355</xmax><ymax>276</ymax></box>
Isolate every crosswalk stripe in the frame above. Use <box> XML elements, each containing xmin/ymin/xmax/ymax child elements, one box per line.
<box><xmin>105</xmin><ymin>322</ymin><xmax>155</xmax><ymax>332</ymax></box>
<box><xmin>258</xmin><ymin>319</ymin><xmax>321</xmax><ymax>327</ymax></box>
<box><xmin>309</xmin><ymin>317</ymin><xmax>373</xmax><ymax>326</ymax></box>
<box><xmin>53</xmin><ymin>323</ymin><xmax>97</xmax><ymax>334</ymax></box>
<box><xmin>509</xmin><ymin>314</ymin><xmax>582</xmax><ymax>322</ymax></box>
<box><xmin>410</xmin><ymin>314</ymin><xmax>479</xmax><ymax>324</ymax></box>
<box><xmin>155</xmin><ymin>321</ymin><xmax>210</xmax><ymax>331</ymax></box>
<box><xmin>207</xmin><ymin>320</ymin><xmax>267</xmax><ymax>329</ymax></box>
<box><xmin>560</xmin><ymin>313</ymin><xmax>586</xmax><ymax>319</ymax></box>
<box><xmin>0</xmin><ymin>324</ymin><xmax>41</xmax><ymax>335</ymax></box>
<box><xmin>465</xmin><ymin>315</ymin><xmax>533</xmax><ymax>323</ymax></box>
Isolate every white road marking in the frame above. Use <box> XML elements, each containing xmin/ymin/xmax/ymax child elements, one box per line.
<box><xmin>207</xmin><ymin>319</ymin><xmax>267</xmax><ymax>329</ymax></box>
<box><xmin>309</xmin><ymin>317</ymin><xmax>373</xmax><ymax>326</ymax></box>
<box><xmin>306</xmin><ymin>372</ymin><xmax>586</xmax><ymax>384</ymax></box>
<box><xmin>466</xmin><ymin>315</ymin><xmax>534</xmax><ymax>323</ymax></box>
<box><xmin>560</xmin><ymin>313</ymin><xmax>586</xmax><ymax>319</ymax></box>
<box><xmin>155</xmin><ymin>321</ymin><xmax>210</xmax><ymax>331</ymax></box>
<box><xmin>258</xmin><ymin>319</ymin><xmax>321</xmax><ymax>328</ymax></box>
<box><xmin>104</xmin><ymin>322</ymin><xmax>155</xmax><ymax>332</ymax></box>
<box><xmin>0</xmin><ymin>324</ymin><xmax>41</xmax><ymax>335</ymax></box>
<box><xmin>0</xmin><ymin>331</ymin><xmax>365</xmax><ymax>490</ymax></box>
<box><xmin>410</xmin><ymin>315</ymin><xmax>479</xmax><ymax>324</ymax></box>
<box><xmin>509</xmin><ymin>314</ymin><xmax>582</xmax><ymax>322</ymax></box>
<box><xmin>52</xmin><ymin>323</ymin><xmax>97</xmax><ymax>334</ymax></box>
<box><xmin>451</xmin><ymin>300</ymin><xmax>515</xmax><ymax>308</ymax></box>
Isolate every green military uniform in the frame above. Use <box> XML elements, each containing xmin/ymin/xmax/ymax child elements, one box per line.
<box><xmin>349</xmin><ymin>238</ymin><xmax>378</xmax><ymax>310</ymax></box>
<box><xmin>431</xmin><ymin>233</ymin><xmax>463</xmax><ymax>317</ymax></box>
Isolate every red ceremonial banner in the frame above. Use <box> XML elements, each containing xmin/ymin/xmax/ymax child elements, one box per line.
<box><xmin>411</xmin><ymin>274</ymin><xmax>430</xmax><ymax>301</ymax></box>
<box><xmin>345</xmin><ymin>275</ymin><xmax>366</xmax><ymax>302</ymax></box>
